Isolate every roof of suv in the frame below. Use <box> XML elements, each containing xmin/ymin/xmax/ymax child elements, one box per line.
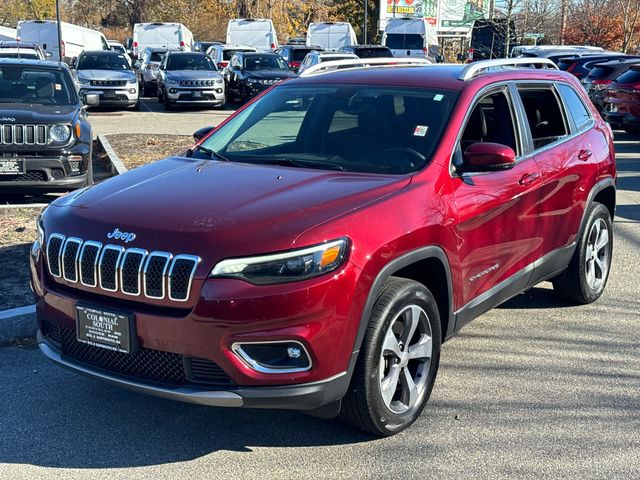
<box><xmin>290</xmin><ymin>64</ymin><xmax>576</xmax><ymax>90</ymax></box>
<box><xmin>0</xmin><ymin>57</ymin><xmax>65</xmax><ymax>69</ymax></box>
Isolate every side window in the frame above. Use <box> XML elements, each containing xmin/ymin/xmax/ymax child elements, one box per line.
<box><xmin>459</xmin><ymin>89</ymin><xmax>519</xmax><ymax>156</ymax></box>
<box><xmin>557</xmin><ymin>84</ymin><xmax>592</xmax><ymax>131</ymax></box>
<box><xmin>517</xmin><ymin>86</ymin><xmax>569</xmax><ymax>150</ymax></box>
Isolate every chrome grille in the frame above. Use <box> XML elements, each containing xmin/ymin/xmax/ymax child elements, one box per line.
<box><xmin>45</xmin><ymin>234</ymin><xmax>200</xmax><ymax>302</ymax></box>
<box><xmin>0</xmin><ymin>124</ymin><xmax>48</xmax><ymax>145</ymax></box>
<box><xmin>90</xmin><ymin>79</ymin><xmax>127</xmax><ymax>87</ymax></box>
<box><xmin>178</xmin><ymin>79</ymin><xmax>216</xmax><ymax>87</ymax></box>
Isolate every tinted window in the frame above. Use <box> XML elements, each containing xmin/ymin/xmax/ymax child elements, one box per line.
<box><xmin>149</xmin><ymin>51</ymin><xmax>165</xmax><ymax>62</ymax></box>
<box><xmin>517</xmin><ymin>87</ymin><xmax>568</xmax><ymax>149</ymax></box>
<box><xmin>0</xmin><ymin>66</ymin><xmax>75</xmax><ymax>105</ymax></box>
<box><xmin>292</xmin><ymin>49</ymin><xmax>313</xmax><ymax>62</ymax></box>
<box><xmin>0</xmin><ymin>52</ymin><xmax>39</xmax><ymax>59</ymax></box>
<box><xmin>356</xmin><ymin>48</ymin><xmax>393</xmax><ymax>58</ymax></box>
<box><xmin>615</xmin><ymin>68</ymin><xmax>640</xmax><ymax>85</ymax></box>
<box><xmin>587</xmin><ymin>65</ymin><xmax>614</xmax><ymax>80</ymax></box>
<box><xmin>385</xmin><ymin>34</ymin><xmax>423</xmax><ymax>50</ymax></box>
<box><xmin>557</xmin><ymin>84</ymin><xmax>591</xmax><ymax>130</ymax></box>
<box><xmin>243</xmin><ymin>55</ymin><xmax>289</xmax><ymax>71</ymax></box>
<box><xmin>77</xmin><ymin>53</ymin><xmax>130</xmax><ymax>70</ymax></box>
<box><xmin>167</xmin><ymin>53</ymin><xmax>215</xmax><ymax>70</ymax></box>
<box><xmin>223</xmin><ymin>49</ymin><xmax>253</xmax><ymax>61</ymax></box>
<box><xmin>199</xmin><ymin>85</ymin><xmax>458</xmax><ymax>174</ymax></box>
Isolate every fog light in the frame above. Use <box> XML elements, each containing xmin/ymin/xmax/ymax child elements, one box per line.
<box><xmin>232</xmin><ymin>341</ymin><xmax>311</xmax><ymax>373</ymax></box>
<box><xmin>170</xmin><ymin>88</ymin><xmax>177</xmax><ymax>94</ymax></box>
<box><xmin>68</xmin><ymin>155</ymin><xmax>82</xmax><ymax>173</ymax></box>
<box><xmin>129</xmin><ymin>88</ymin><xmax>136</xmax><ymax>94</ymax></box>
<box><xmin>216</xmin><ymin>88</ymin><xmax>223</xmax><ymax>93</ymax></box>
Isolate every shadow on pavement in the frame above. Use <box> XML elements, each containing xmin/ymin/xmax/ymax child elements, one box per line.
<box><xmin>0</xmin><ymin>243</ymin><xmax>33</xmax><ymax>310</ymax></box>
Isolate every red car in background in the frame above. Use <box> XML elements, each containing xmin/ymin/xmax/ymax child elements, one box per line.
<box><xmin>603</xmin><ymin>64</ymin><xmax>640</xmax><ymax>133</ymax></box>
<box><xmin>32</xmin><ymin>58</ymin><xmax>616</xmax><ymax>436</ymax></box>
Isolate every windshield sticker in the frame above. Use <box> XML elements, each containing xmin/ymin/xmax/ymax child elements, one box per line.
<box><xmin>55</xmin><ymin>83</ymin><xmax>62</xmax><ymax>90</ymax></box>
<box><xmin>413</xmin><ymin>125</ymin><xmax>429</xmax><ymax>137</ymax></box>
<box><xmin>433</xmin><ymin>94</ymin><xmax>444</xmax><ymax>102</ymax></box>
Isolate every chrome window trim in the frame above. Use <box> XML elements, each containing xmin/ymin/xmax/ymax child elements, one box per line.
<box><xmin>46</xmin><ymin>233</ymin><xmax>66</xmax><ymax>278</ymax></box>
<box><xmin>231</xmin><ymin>340</ymin><xmax>313</xmax><ymax>374</ymax></box>
<box><xmin>143</xmin><ymin>251</ymin><xmax>172</xmax><ymax>299</ymax></box>
<box><xmin>119</xmin><ymin>248</ymin><xmax>148</xmax><ymax>296</ymax></box>
<box><xmin>98</xmin><ymin>245</ymin><xmax>125</xmax><ymax>292</ymax></box>
<box><xmin>78</xmin><ymin>240</ymin><xmax>102</xmax><ymax>287</ymax></box>
<box><xmin>168</xmin><ymin>254</ymin><xmax>200</xmax><ymax>302</ymax></box>
<box><xmin>61</xmin><ymin>237</ymin><xmax>83</xmax><ymax>283</ymax></box>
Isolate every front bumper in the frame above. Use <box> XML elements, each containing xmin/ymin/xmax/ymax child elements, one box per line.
<box><xmin>38</xmin><ymin>331</ymin><xmax>349</xmax><ymax>410</ymax></box>
<box><xmin>165</xmin><ymin>86</ymin><xmax>225</xmax><ymax>105</ymax></box>
<box><xmin>80</xmin><ymin>86</ymin><xmax>138</xmax><ymax>107</ymax></box>
<box><xmin>0</xmin><ymin>152</ymin><xmax>90</xmax><ymax>192</ymax></box>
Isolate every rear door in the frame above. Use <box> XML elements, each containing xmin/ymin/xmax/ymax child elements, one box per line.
<box><xmin>451</xmin><ymin>85</ymin><xmax>543</xmax><ymax>310</ymax></box>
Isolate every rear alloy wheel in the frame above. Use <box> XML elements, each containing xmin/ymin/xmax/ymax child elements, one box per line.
<box><xmin>553</xmin><ymin>202</ymin><xmax>613</xmax><ymax>304</ymax></box>
<box><xmin>339</xmin><ymin>277</ymin><xmax>441</xmax><ymax>436</ymax></box>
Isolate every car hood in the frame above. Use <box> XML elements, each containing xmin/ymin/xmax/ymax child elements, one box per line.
<box><xmin>76</xmin><ymin>69</ymin><xmax>135</xmax><ymax>81</ymax></box>
<box><xmin>0</xmin><ymin>104</ymin><xmax>78</xmax><ymax>124</ymax></box>
<box><xmin>165</xmin><ymin>70</ymin><xmax>223</xmax><ymax>81</ymax></box>
<box><xmin>47</xmin><ymin>157</ymin><xmax>410</xmax><ymax>267</ymax></box>
<box><xmin>245</xmin><ymin>69</ymin><xmax>297</xmax><ymax>80</ymax></box>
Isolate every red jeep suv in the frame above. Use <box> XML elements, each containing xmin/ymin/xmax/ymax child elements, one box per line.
<box><xmin>32</xmin><ymin>58</ymin><xmax>616</xmax><ymax>436</ymax></box>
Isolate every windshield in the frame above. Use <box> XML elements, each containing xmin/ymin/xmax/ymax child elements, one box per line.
<box><xmin>167</xmin><ymin>53</ymin><xmax>215</xmax><ymax>70</ymax></box>
<box><xmin>78</xmin><ymin>53</ymin><xmax>130</xmax><ymax>70</ymax></box>
<box><xmin>385</xmin><ymin>34</ymin><xmax>424</xmax><ymax>50</ymax></box>
<box><xmin>197</xmin><ymin>84</ymin><xmax>457</xmax><ymax>174</ymax></box>
<box><xmin>244</xmin><ymin>55</ymin><xmax>289</xmax><ymax>71</ymax></box>
<box><xmin>149</xmin><ymin>51</ymin><xmax>166</xmax><ymax>62</ymax></box>
<box><xmin>0</xmin><ymin>65</ymin><xmax>75</xmax><ymax>105</ymax></box>
<box><xmin>0</xmin><ymin>52</ymin><xmax>40</xmax><ymax>59</ymax></box>
<box><xmin>111</xmin><ymin>45</ymin><xmax>126</xmax><ymax>54</ymax></box>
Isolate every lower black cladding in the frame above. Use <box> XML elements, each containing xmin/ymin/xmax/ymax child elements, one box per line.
<box><xmin>42</xmin><ymin>323</ymin><xmax>233</xmax><ymax>387</ymax></box>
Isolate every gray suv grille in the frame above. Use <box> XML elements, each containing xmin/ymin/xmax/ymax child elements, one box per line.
<box><xmin>1</xmin><ymin>124</ymin><xmax>48</xmax><ymax>145</ymax></box>
<box><xmin>45</xmin><ymin>234</ymin><xmax>200</xmax><ymax>302</ymax></box>
<box><xmin>90</xmin><ymin>80</ymin><xmax>127</xmax><ymax>87</ymax></box>
<box><xmin>178</xmin><ymin>79</ymin><xmax>216</xmax><ymax>87</ymax></box>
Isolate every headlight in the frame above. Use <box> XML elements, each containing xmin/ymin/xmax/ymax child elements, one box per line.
<box><xmin>127</xmin><ymin>76</ymin><xmax>137</xmax><ymax>84</ymax></box>
<box><xmin>215</xmin><ymin>78</ymin><xmax>224</xmax><ymax>84</ymax></box>
<box><xmin>247</xmin><ymin>78</ymin><xmax>258</xmax><ymax>84</ymax></box>
<box><xmin>210</xmin><ymin>238</ymin><xmax>348</xmax><ymax>285</ymax></box>
<box><xmin>49</xmin><ymin>125</ymin><xmax>71</xmax><ymax>143</ymax></box>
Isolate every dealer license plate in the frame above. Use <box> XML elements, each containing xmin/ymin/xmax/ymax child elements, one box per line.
<box><xmin>76</xmin><ymin>305</ymin><xmax>135</xmax><ymax>353</ymax></box>
<box><xmin>0</xmin><ymin>158</ymin><xmax>25</xmax><ymax>175</ymax></box>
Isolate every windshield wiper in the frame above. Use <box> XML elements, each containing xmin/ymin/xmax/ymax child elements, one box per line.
<box><xmin>192</xmin><ymin>145</ymin><xmax>229</xmax><ymax>162</ymax></box>
<box><xmin>243</xmin><ymin>157</ymin><xmax>346</xmax><ymax>171</ymax></box>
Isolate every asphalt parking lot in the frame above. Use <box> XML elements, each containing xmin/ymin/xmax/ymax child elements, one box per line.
<box><xmin>0</xmin><ymin>132</ymin><xmax>638</xmax><ymax>479</ymax></box>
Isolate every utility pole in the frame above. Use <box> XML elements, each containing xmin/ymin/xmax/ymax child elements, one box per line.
<box><xmin>55</xmin><ymin>0</ymin><xmax>63</xmax><ymax>62</ymax></box>
<box><xmin>364</xmin><ymin>0</ymin><xmax>368</xmax><ymax>44</ymax></box>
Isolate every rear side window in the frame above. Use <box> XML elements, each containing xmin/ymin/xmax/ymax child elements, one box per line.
<box><xmin>557</xmin><ymin>84</ymin><xmax>591</xmax><ymax>131</ymax></box>
<box><xmin>587</xmin><ymin>66</ymin><xmax>613</xmax><ymax>80</ymax></box>
<box><xmin>517</xmin><ymin>87</ymin><xmax>568</xmax><ymax>150</ymax></box>
<box><xmin>615</xmin><ymin>68</ymin><xmax>640</xmax><ymax>85</ymax></box>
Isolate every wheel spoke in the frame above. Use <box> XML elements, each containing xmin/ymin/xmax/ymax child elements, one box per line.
<box><xmin>382</xmin><ymin>329</ymin><xmax>402</xmax><ymax>359</ymax></box>
<box><xmin>595</xmin><ymin>228</ymin><xmax>609</xmax><ymax>251</ymax></box>
<box><xmin>408</xmin><ymin>334</ymin><xmax>432</xmax><ymax>360</ymax></box>
<box><xmin>400</xmin><ymin>367</ymin><xmax>418</xmax><ymax>408</ymax></box>
<box><xmin>586</xmin><ymin>260</ymin><xmax>596</xmax><ymax>286</ymax></box>
<box><xmin>592</xmin><ymin>221</ymin><xmax>601</xmax><ymax>246</ymax></box>
<box><xmin>381</xmin><ymin>364</ymin><xmax>401</xmax><ymax>406</ymax></box>
<box><xmin>595</xmin><ymin>256</ymin><xmax>607</xmax><ymax>277</ymax></box>
<box><xmin>400</xmin><ymin>306</ymin><xmax>422</xmax><ymax>345</ymax></box>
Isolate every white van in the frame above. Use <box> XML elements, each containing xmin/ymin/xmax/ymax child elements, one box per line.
<box><xmin>306</xmin><ymin>22</ymin><xmax>357</xmax><ymax>51</ymax></box>
<box><xmin>382</xmin><ymin>18</ymin><xmax>438</xmax><ymax>61</ymax></box>
<box><xmin>226</xmin><ymin>19</ymin><xmax>278</xmax><ymax>52</ymax></box>
<box><xmin>0</xmin><ymin>26</ymin><xmax>17</xmax><ymax>42</ymax></box>
<box><xmin>132</xmin><ymin>23</ymin><xmax>193</xmax><ymax>58</ymax></box>
<box><xmin>17</xmin><ymin>20</ymin><xmax>109</xmax><ymax>63</ymax></box>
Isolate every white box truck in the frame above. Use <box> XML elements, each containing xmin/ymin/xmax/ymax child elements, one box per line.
<box><xmin>132</xmin><ymin>22</ymin><xmax>193</xmax><ymax>58</ymax></box>
<box><xmin>17</xmin><ymin>20</ymin><xmax>109</xmax><ymax>63</ymax></box>
<box><xmin>306</xmin><ymin>22</ymin><xmax>358</xmax><ymax>51</ymax></box>
<box><xmin>382</xmin><ymin>18</ymin><xmax>439</xmax><ymax>62</ymax></box>
<box><xmin>0</xmin><ymin>26</ymin><xmax>17</xmax><ymax>42</ymax></box>
<box><xmin>226</xmin><ymin>19</ymin><xmax>278</xmax><ymax>52</ymax></box>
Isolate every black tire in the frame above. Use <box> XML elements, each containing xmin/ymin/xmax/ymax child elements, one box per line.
<box><xmin>552</xmin><ymin>202</ymin><xmax>613</xmax><ymax>304</ymax></box>
<box><xmin>83</xmin><ymin>157</ymin><xmax>94</xmax><ymax>187</ymax></box>
<box><xmin>339</xmin><ymin>277</ymin><xmax>441</xmax><ymax>436</ymax></box>
<box><xmin>163</xmin><ymin>89</ymin><xmax>172</xmax><ymax>111</ymax></box>
<box><xmin>131</xmin><ymin>100</ymin><xmax>140</xmax><ymax>111</ymax></box>
<box><xmin>140</xmin><ymin>81</ymin><xmax>147</xmax><ymax>97</ymax></box>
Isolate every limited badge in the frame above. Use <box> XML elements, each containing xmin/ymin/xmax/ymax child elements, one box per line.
<box><xmin>413</xmin><ymin>125</ymin><xmax>429</xmax><ymax>137</ymax></box>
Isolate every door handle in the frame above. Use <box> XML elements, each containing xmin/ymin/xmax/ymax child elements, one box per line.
<box><xmin>578</xmin><ymin>149</ymin><xmax>592</xmax><ymax>161</ymax></box>
<box><xmin>518</xmin><ymin>172</ymin><xmax>541</xmax><ymax>186</ymax></box>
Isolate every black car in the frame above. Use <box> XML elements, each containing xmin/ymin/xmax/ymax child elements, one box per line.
<box><xmin>275</xmin><ymin>45</ymin><xmax>322</xmax><ymax>72</ymax></box>
<box><xmin>558</xmin><ymin>53</ymin><xmax>635</xmax><ymax>79</ymax></box>
<box><xmin>339</xmin><ymin>45</ymin><xmax>394</xmax><ymax>58</ymax></box>
<box><xmin>224</xmin><ymin>52</ymin><xmax>296</xmax><ymax>103</ymax></box>
<box><xmin>583</xmin><ymin>58</ymin><xmax>640</xmax><ymax>112</ymax></box>
<box><xmin>0</xmin><ymin>58</ymin><xmax>96</xmax><ymax>193</ymax></box>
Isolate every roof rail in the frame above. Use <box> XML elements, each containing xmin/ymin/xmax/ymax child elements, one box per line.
<box><xmin>458</xmin><ymin>58</ymin><xmax>558</xmax><ymax>81</ymax></box>
<box><xmin>299</xmin><ymin>57</ymin><xmax>431</xmax><ymax>77</ymax></box>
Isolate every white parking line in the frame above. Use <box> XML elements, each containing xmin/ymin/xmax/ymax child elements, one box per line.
<box><xmin>0</xmin><ymin>304</ymin><xmax>35</xmax><ymax>321</ymax></box>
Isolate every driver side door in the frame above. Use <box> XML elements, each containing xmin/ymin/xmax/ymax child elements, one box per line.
<box><xmin>451</xmin><ymin>85</ymin><xmax>543</xmax><ymax>323</ymax></box>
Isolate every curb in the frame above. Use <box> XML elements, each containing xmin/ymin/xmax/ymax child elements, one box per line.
<box><xmin>98</xmin><ymin>134</ymin><xmax>128</xmax><ymax>175</ymax></box>
<box><xmin>0</xmin><ymin>305</ymin><xmax>37</xmax><ymax>345</ymax></box>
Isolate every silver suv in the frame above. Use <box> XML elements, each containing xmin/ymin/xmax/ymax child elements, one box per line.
<box><xmin>157</xmin><ymin>51</ymin><xmax>225</xmax><ymax>110</ymax></box>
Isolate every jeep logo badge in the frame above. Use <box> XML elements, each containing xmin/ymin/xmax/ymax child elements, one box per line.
<box><xmin>107</xmin><ymin>227</ymin><xmax>137</xmax><ymax>243</ymax></box>
<box><xmin>0</xmin><ymin>117</ymin><xmax>16</xmax><ymax>122</ymax></box>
